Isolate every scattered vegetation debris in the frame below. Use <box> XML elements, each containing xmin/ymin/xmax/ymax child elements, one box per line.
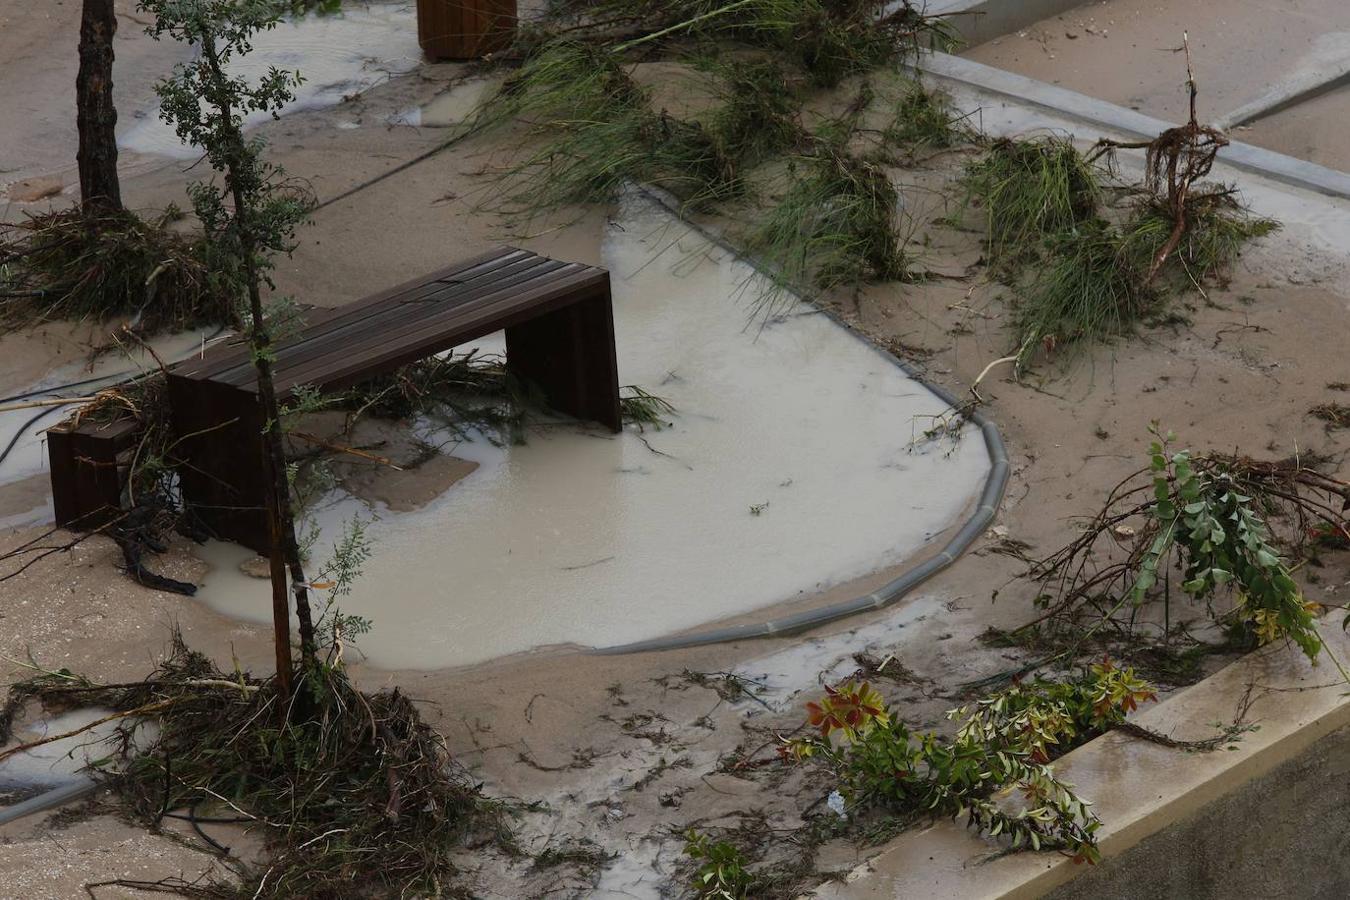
<box><xmin>533</xmin><ymin>837</ymin><xmax>616</xmax><ymax>875</ymax></box>
<box><xmin>1311</xmin><ymin>402</ymin><xmax>1350</xmax><ymax>430</ymax></box>
<box><xmin>0</xmin><ymin>207</ymin><xmax>237</xmax><ymax>334</ymax></box>
<box><xmin>1004</xmin><ymin>426</ymin><xmax>1350</xmax><ymax>678</ymax></box>
<box><xmin>620</xmin><ymin>384</ymin><xmax>677</xmax><ymax>430</ymax></box>
<box><xmin>0</xmin><ymin>634</ymin><xmax>509</xmax><ymax>898</ymax></box>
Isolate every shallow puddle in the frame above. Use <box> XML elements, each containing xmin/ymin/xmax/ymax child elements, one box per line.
<box><xmin>0</xmin><ymin>708</ymin><xmax>115</xmax><ymax>795</ymax></box>
<box><xmin>120</xmin><ymin>2</ymin><xmax>421</xmax><ymax>158</ymax></box>
<box><xmin>192</xmin><ymin>195</ymin><xmax>991</xmax><ymax>668</ymax></box>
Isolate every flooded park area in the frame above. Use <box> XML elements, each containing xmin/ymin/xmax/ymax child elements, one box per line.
<box><xmin>2</xmin><ymin>1</ymin><xmax>1350</xmax><ymax>897</ymax></box>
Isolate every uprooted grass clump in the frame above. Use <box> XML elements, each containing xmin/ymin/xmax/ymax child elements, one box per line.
<box><xmin>1015</xmin><ymin>218</ymin><xmax>1149</xmax><ymax>362</ymax></box>
<box><xmin>962</xmin><ymin>134</ymin><xmax>1277</xmax><ymax>368</ymax></box>
<box><xmin>1119</xmin><ymin>191</ymin><xmax>1278</xmax><ymax>291</ymax></box>
<box><xmin>702</xmin><ymin>57</ymin><xmax>805</xmax><ymax>165</ymax></box>
<box><xmin>879</xmin><ymin>81</ymin><xmax>964</xmax><ymax>157</ymax></box>
<box><xmin>0</xmin><ymin>636</ymin><xmax>508</xmax><ymax>898</ymax></box>
<box><xmin>0</xmin><ymin>208</ymin><xmax>236</xmax><ymax>334</ymax></box>
<box><xmin>961</xmin><ymin>136</ymin><xmax>1103</xmax><ymax>270</ymax></box>
<box><xmin>748</xmin><ymin>151</ymin><xmax>909</xmax><ymax>311</ymax></box>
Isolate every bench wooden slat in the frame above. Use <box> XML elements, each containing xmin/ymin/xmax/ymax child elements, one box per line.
<box><xmin>166</xmin><ymin>246</ymin><xmax>622</xmax><ymax>552</ymax></box>
<box><xmin>239</xmin><ymin>256</ymin><xmax>573</xmax><ymax>390</ymax></box>
<box><xmin>176</xmin><ymin>247</ymin><xmax>535</xmax><ymax>386</ymax></box>
<box><xmin>179</xmin><ymin>252</ymin><xmax>584</xmax><ymax>392</ymax></box>
<box><xmin>275</xmin><ymin>269</ymin><xmax>607</xmax><ymax>395</ymax></box>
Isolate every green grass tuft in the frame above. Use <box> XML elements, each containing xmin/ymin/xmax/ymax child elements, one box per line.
<box><xmin>962</xmin><ymin>137</ymin><xmax>1103</xmax><ymax>269</ymax></box>
<box><xmin>749</xmin><ymin>151</ymin><xmax>907</xmax><ymax>310</ymax></box>
<box><xmin>1014</xmin><ymin>220</ymin><xmax>1147</xmax><ymax>367</ymax></box>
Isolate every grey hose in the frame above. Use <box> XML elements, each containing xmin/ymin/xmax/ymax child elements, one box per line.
<box><xmin>0</xmin><ymin>777</ymin><xmax>97</xmax><ymax>826</ymax></box>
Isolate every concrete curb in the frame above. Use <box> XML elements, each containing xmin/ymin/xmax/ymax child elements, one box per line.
<box><xmin>916</xmin><ymin>51</ymin><xmax>1350</xmax><ymax>201</ymax></box>
<box><xmin>812</xmin><ymin>626</ymin><xmax>1350</xmax><ymax>899</ymax></box>
<box><xmin>915</xmin><ymin>0</ymin><xmax>1085</xmax><ymax>49</ymax></box>
<box><xmin>592</xmin><ymin>186</ymin><xmax>1010</xmax><ymax>655</ymax></box>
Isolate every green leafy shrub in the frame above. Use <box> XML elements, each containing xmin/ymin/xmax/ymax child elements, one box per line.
<box><xmin>1028</xmin><ymin>427</ymin><xmax>1340</xmax><ymax>671</ymax></box>
<box><xmin>782</xmin><ymin>667</ymin><xmax>1157</xmax><ymax>864</ymax></box>
<box><xmin>1137</xmin><ymin>428</ymin><xmax>1321</xmax><ymax>660</ymax></box>
<box><xmin>685</xmin><ymin>828</ymin><xmax>756</xmax><ymax>899</ymax></box>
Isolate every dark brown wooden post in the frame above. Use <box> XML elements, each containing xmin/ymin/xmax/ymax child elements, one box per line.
<box><xmin>48</xmin><ymin>419</ymin><xmax>138</xmax><ymax>530</ymax></box>
<box><xmin>76</xmin><ymin>0</ymin><xmax>122</xmax><ymax>215</ymax></box>
<box><xmin>417</xmin><ymin>0</ymin><xmax>517</xmax><ymax>60</ymax></box>
<box><xmin>504</xmin><ymin>282</ymin><xmax>622</xmax><ymax>433</ymax></box>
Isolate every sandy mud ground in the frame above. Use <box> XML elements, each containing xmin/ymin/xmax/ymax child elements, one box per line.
<box><xmin>3</xmin><ymin>1</ymin><xmax>1350</xmax><ymax>896</ymax></box>
<box><xmin>965</xmin><ymin>0</ymin><xmax>1346</xmax><ymax>123</ymax></box>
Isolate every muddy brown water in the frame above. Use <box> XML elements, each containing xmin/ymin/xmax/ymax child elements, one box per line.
<box><xmin>191</xmin><ymin>194</ymin><xmax>992</xmax><ymax>669</ymax></box>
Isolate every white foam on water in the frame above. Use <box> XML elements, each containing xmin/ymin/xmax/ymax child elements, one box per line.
<box><xmin>191</xmin><ymin>195</ymin><xmax>991</xmax><ymax>668</ymax></box>
<box><xmin>119</xmin><ymin>2</ymin><xmax>422</xmax><ymax>158</ymax></box>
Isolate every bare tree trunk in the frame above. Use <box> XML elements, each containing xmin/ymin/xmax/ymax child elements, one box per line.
<box><xmin>76</xmin><ymin>0</ymin><xmax>122</xmax><ymax>215</ymax></box>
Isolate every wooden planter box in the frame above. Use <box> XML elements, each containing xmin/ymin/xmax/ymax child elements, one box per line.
<box><xmin>417</xmin><ymin>0</ymin><xmax>517</xmax><ymax>60</ymax></box>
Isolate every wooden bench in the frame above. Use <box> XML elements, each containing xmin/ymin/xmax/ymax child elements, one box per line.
<box><xmin>48</xmin><ymin>417</ymin><xmax>140</xmax><ymax>530</ymax></box>
<box><xmin>166</xmin><ymin>247</ymin><xmax>620</xmax><ymax>552</ymax></box>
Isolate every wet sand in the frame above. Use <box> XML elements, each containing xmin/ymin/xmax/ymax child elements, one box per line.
<box><xmin>1237</xmin><ymin>84</ymin><xmax>1350</xmax><ymax>173</ymax></box>
<box><xmin>965</xmin><ymin>0</ymin><xmax>1348</xmax><ymax>123</ymax></box>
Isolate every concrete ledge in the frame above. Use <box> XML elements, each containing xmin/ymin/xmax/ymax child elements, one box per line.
<box><xmin>810</xmin><ymin>626</ymin><xmax>1350</xmax><ymax>899</ymax></box>
<box><xmin>916</xmin><ymin>51</ymin><xmax>1350</xmax><ymax>201</ymax></box>
<box><xmin>917</xmin><ymin>0</ymin><xmax>1086</xmax><ymax>49</ymax></box>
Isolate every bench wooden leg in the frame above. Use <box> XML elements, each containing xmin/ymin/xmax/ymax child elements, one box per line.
<box><xmin>504</xmin><ymin>284</ymin><xmax>622</xmax><ymax>433</ymax></box>
<box><xmin>49</xmin><ymin>426</ymin><xmax>126</xmax><ymax>530</ymax></box>
<box><xmin>167</xmin><ymin>375</ymin><xmax>271</xmax><ymax>553</ymax></box>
